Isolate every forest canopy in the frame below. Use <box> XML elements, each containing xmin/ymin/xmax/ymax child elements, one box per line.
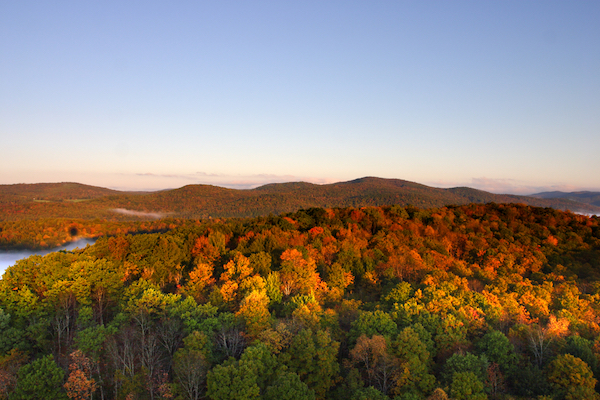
<box><xmin>2</xmin><ymin>178</ymin><xmax>599</xmax><ymax>251</ymax></box>
<box><xmin>1</xmin><ymin>203</ymin><xmax>600</xmax><ymax>399</ymax></box>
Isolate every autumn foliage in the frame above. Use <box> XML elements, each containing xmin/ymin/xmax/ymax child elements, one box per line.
<box><xmin>0</xmin><ymin>203</ymin><xmax>599</xmax><ymax>398</ymax></box>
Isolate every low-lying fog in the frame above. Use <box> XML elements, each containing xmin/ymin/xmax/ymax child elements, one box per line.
<box><xmin>0</xmin><ymin>238</ymin><xmax>96</xmax><ymax>277</ymax></box>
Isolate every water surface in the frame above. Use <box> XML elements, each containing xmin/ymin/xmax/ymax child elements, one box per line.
<box><xmin>0</xmin><ymin>238</ymin><xmax>96</xmax><ymax>277</ymax></box>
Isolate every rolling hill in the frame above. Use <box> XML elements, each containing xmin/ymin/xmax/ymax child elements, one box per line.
<box><xmin>1</xmin><ymin>177</ymin><xmax>598</xmax><ymax>220</ymax></box>
<box><xmin>0</xmin><ymin>182</ymin><xmax>123</xmax><ymax>203</ymax></box>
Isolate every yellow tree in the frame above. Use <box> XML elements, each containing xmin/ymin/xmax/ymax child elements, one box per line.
<box><xmin>219</xmin><ymin>253</ymin><xmax>254</xmax><ymax>306</ymax></box>
<box><xmin>279</xmin><ymin>249</ymin><xmax>322</xmax><ymax>297</ymax></box>
<box><xmin>236</xmin><ymin>291</ymin><xmax>272</xmax><ymax>339</ymax></box>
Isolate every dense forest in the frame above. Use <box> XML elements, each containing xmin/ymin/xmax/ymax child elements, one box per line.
<box><xmin>1</xmin><ymin>203</ymin><xmax>600</xmax><ymax>399</ymax></box>
<box><xmin>2</xmin><ymin>179</ymin><xmax>599</xmax><ymax>251</ymax></box>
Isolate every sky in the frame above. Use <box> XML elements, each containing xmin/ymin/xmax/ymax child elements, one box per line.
<box><xmin>1</xmin><ymin>1</ymin><xmax>599</xmax><ymax>195</ymax></box>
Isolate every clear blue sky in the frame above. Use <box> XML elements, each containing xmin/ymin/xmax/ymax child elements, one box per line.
<box><xmin>1</xmin><ymin>1</ymin><xmax>599</xmax><ymax>194</ymax></box>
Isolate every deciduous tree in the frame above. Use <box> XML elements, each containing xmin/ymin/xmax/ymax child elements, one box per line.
<box><xmin>547</xmin><ymin>354</ymin><xmax>598</xmax><ymax>400</ymax></box>
<box><xmin>64</xmin><ymin>350</ymin><xmax>96</xmax><ymax>400</ymax></box>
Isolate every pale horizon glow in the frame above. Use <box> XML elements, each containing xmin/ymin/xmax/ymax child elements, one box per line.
<box><xmin>2</xmin><ymin>1</ymin><xmax>599</xmax><ymax>196</ymax></box>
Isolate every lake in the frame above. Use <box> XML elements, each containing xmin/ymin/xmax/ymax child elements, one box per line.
<box><xmin>0</xmin><ymin>238</ymin><xmax>96</xmax><ymax>277</ymax></box>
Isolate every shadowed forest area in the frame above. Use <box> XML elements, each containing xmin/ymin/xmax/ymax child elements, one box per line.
<box><xmin>1</xmin><ymin>203</ymin><xmax>600</xmax><ymax>399</ymax></box>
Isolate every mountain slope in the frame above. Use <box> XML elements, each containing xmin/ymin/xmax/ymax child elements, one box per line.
<box><xmin>1</xmin><ymin>177</ymin><xmax>598</xmax><ymax>220</ymax></box>
<box><xmin>0</xmin><ymin>182</ymin><xmax>125</xmax><ymax>203</ymax></box>
<box><xmin>110</xmin><ymin>177</ymin><xmax>600</xmax><ymax>218</ymax></box>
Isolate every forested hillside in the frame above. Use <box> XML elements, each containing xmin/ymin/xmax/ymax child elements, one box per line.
<box><xmin>3</xmin><ymin>179</ymin><xmax>598</xmax><ymax>221</ymax></box>
<box><xmin>1</xmin><ymin>204</ymin><xmax>600</xmax><ymax>399</ymax></box>
<box><xmin>0</xmin><ymin>182</ymin><xmax>123</xmax><ymax>203</ymax></box>
<box><xmin>2</xmin><ymin>178</ymin><xmax>598</xmax><ymax>250</ymax></box>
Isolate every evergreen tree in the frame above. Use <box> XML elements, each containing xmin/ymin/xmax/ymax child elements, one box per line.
<box><xmin>10</xmin><ymin>355</ymin><xmax>68</xmax><ymax>400</ymax></box>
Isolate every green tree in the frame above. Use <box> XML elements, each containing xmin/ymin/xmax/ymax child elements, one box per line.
<box><xmin>123</xmin><ymin>284</ymin><xmax>181</xmax><ymax>399</ymax></box>
<box><xmin>68</xmin><ymin>258</ymin><xmax>124</xmax><ymax>325</ymax></box>
<box><xmin>265</xmin><ymin>272</ymin><xmax>283</xmax><ymax>305</ymax></box>
<box><xmin>392</xmin><ymin>326</ymin><xmax>435</xmax><ymax>397</ymax></box>
<box><xmin>206</xmin><ymin>358</ymin><xmax>260</xmax><ymax>400</ymax></box>
<box><xmin>349</xmin><ymin>311</ymin><xmax>397</xmax><ymax>344</ymax></box>
<box><xmin>169</xmin><ymin>296</ymin><xmax>218</xmax><ymax>334</ymax></box>
<box><xmin>475</xmin><ymin>330</ymin><xmax>516</xmax><ymax>374</ymax></box>
<box><xmin>10</xmin><ymin>355</ymin><xmax>68</xmax><ymax>400</ymax></box>
<box><xmin>173</xmin><ymin>331</ymin><xmax>211</xmax><ymax>400</ymax></box>
<box><xmin>450</xmin><ymin>371</ymin><xmax>487</xmax><ymax>400</ymax></box>
<box><xmin>351</xmin><ymin>386</ymin><xmax>389</xmax><ymax>400</ymax></box>
<box><xmin>564</xmin><ymin>335</ymin><xmax>597</xmax><ymax>374</ymax></box>
<box><xmin>263</xmin><ymin>371</ymin><xmax>315</xmax><ymax>400</ymax></box>
<box><xmin>0</xmin><ymin>309</ymin><xmax>25</xmax><ymax>356</ymax></box>
<box><xmin>511</xmin><ymin>364</ymin><xmax>550</xmax><ymax>398</ymax></box>
<box><xmin>206</xmin><ymin>343</ymin><xmax>278</xmax><ymax>400</ymax></box>
<box><xmin>547</xmin><ymin>354</ymin><xmax>598</xmax><ymax>400</ymax></box>
<box><xmin>383</xmin><ymin>282</ymin><xmax>413</xmax><ymax>310</ymax></box>
<box><xmin>281</xmin><ymin>328</ymin><xmax>340</xmax><ymax>398</ymax></box>
<box><xmin>431</xmin><ymin>313</ymin><xmax>468</xmax><ymax>358</ymax></box>
<box><xmin>442</xmin><ymin>352</ymin><xmax>488</xmax><ymax>384</ymax></box>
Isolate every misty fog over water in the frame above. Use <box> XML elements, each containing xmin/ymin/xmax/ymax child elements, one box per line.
<box><xmin>0</xmin><ymin>238</ymin><xmax>96</xmax><ymax>277</ymax></box>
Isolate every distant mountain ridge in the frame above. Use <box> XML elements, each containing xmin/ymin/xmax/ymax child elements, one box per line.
<box><xmin>1</xmin><ymin>177</ymin><xmax>598</xmax><ymax>220</ymax></box>
<box><xmin>531</xmin><ymin>190</ymin><xmax>600</xmax><ymax>208</ymax></box>
<box><xmin>0</xmin><ymin>182</ymin><xmax>122</xmax><ymax>202</ymax></box>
